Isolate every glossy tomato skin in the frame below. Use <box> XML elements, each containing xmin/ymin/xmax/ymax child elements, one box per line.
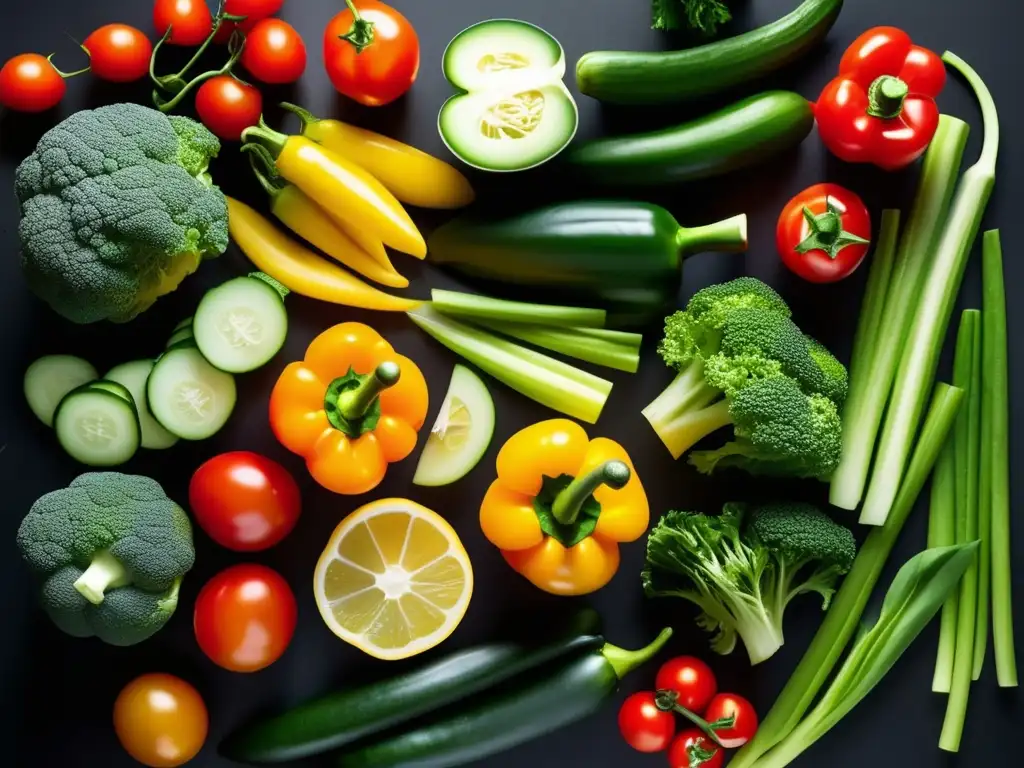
<box><xmin>618</xmin><ymin>691</ymin><xmax>676</xmax><ymax>753</ymax></box>
<box><xmin>776</xmin><ymin>183</ymin><xmax>872</xmax><ymax>284</ymax></box>
<box><xmin>113</xmin><ymin>673</ymin><xmax>208</xmax><ymax>767</ymax></box>
<box><xmin>215</xmin><ymin>0</ymin><xmax>285</xmax><ymax>43</ymax></box>
<box><xmin>154</xmin><ymin>0</ymin><xmax>214</xmax><ymax>47</ymax></box>
<box><xmin>195</xmin><ymin>76</ymin><xmax>264</xmax><ymax>141</ymax></box>
<box><xmin>84</xmin><ymin>24</ymin><xmax>153</xmax><ymax>83</ymax></box>
<box><xmin>194</xmin><ymin>564</ymin><xmax>298</xmax><ymax>673</ymax></box>
<box><xmin>0</xmin><ymin>54</ymin><xmax>66</xmax><ymax>112</ymax></box>
<box><xmin>668</xmin><ymin>729</ymin><xmax>724</xmax><ymax>768</ymax></box>
<box><xmin>323</xmin><ymin>0</ymin><xmax>420</xmax><ymax>106</ymax></box>
<box><xmin>242</xmin><ymin>18</ymin><xmax>307</xmax><ymax>84</ymax></box>
<box><xmin>703</xmin><ymin>693</ymin><xmax>758</xmax><ymax>749</ymax></box>
<box><xmin>656</xmin><ymin>656</ymin><xmax>718</xmax><ymax>714</ymax></box>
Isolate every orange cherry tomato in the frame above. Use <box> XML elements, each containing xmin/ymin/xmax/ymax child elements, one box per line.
<box><xmin>193</xmin><ymin>564</ymin><xmax>297</xmax><ymax>672</ymax></box>
<box><xmin>0</xmin><ymin>54</ymin><xmax>66</xmax><ymax>112</ymax></box>
<box><xmin>113</xmin><ymin>673</ymin><xmax>208</xmax><ymax>767</ymax></box>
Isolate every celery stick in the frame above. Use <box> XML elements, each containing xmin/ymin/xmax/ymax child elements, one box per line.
<box><xmin>728</xmin><ymin>385</ymin><xmax>964</xmax><ymax>768</ymax></box>
<box><xmin>407</xmin><ymin>305</ymin><xmax>612</xmax><ymax>424</ymax></box>
<box><xmin>470</xmin><ymin>319</ymin><xmax>642</xmax><ymax>373</ymax></box>
<box><xmin>930</xmin><ymin>440</ymin><xmax>957</xmax><ymax>693</ymax></box>
<box><xmin>982</xmin><ymin>230</ymin><xmax>1017</xmax><ymax>687</ymax></box>
<box><xmin>430</xmin><ymin>290</ymin><xmax>607</xmax><ymax>328</ymax></box>
<box><xmin>939</xmin><ymin>311</ymin><xmax>982</xmax><ymax>752</ymax></box>
<box><xmin>830</xmin><ymin>119</ymin><xmax>969</xmax><ymax>511</ymax></box>
<box><xmin>861</xmin><ymin>53</ymin><xmax>999</xmax><ymax>526</ymax></box>
<box><xmin>848</xmin><ymin>210</ymin><xmax>901</xmax><ymax>381</ymax></box>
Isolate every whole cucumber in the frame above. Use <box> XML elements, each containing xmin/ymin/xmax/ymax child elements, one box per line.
<box><xmin>577</xmin><ymin>0</ymin><xmax>843</xmax><ymax>105</ymax></box>
<box><xmin>427</xmin><ymin>201</ymin><xmax>748</xmax><ymax>327</ymax></box>
<box><xmin>337</xmin><ymin>629</ymin><xmax>673</xmax><ymax>768</ymax></box>
<box><xmin>566</xmin><ymin>91</ymin><xmax>814</xmax><ymax>186</ymax></box>
<box><xmin>219</xmin><ymin>612</ymin><xmax>603</xmax><ymax>763</ymax></box>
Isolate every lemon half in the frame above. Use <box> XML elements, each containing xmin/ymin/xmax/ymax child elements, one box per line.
<box><xmin>314</xmin><ymin>498</ymin><xmax>474</xmax><ymax>660</ymax></box>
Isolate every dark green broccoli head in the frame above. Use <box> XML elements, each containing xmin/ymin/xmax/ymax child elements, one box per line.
<box><xmin>806</xmin><ymin>336</ymin><xmax>849</xmax><ymax>405</ymax></box>
<box><xmin>16</xmin><ymin>473</ymin><xmax>195</xmax><ymax>646</ymax></box>
<box><xmin>746</xmin><ymin>503</ymin><xmax>857</xmax><ymax>570</ymax></box>
<box><xmin>16</xmin><ymin>104</ymin><xmax>229</xmax><ymax>324</ymax></box>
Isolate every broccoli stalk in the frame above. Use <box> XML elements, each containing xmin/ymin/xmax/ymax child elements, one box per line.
<box><xmin>642</xmin><ymin>359</ymin><xmax>731</xmax><ymax>459</ymax></box>
<box><xmin>74</xmin><ymin>550</ymin><xmax>132</xmax><ymax>606</ymax></box>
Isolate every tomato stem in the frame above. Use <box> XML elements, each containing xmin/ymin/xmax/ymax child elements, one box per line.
<box><xmin>153</xmin><ymin>30</ymin><xmax>247</xmax><ymax>113</ymax></box>
<box><xmin>867</xmin><ymin>75</ymin><xmax>909</xmax><ymax>119</ymax></box>
<box><xmin>46</xmin><ymin>53</ymin><xmax>90</xmax><ymax>79</ymax></box>
<box><xmin>340</xmin><ymin>0</ymin><xmax>376</xmax><ymax>54</ymax></box>
<box><xmin>551</xmin><ymin>460</ymin><xmax>630</xmax><ymax>526</ymax></box>
<box><xmin>795</xmin><ymin>198</ymin><xmax>870</xmax><ymax>260</ymax></box>
<box><xmin>654</xmin><ymin>690</ymin><xmax>733</xmax><ymax>749</ymax></box>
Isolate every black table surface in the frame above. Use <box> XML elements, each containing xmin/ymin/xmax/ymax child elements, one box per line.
<box><xmin>1</xmin><ymin>1</ymin><xmax>1021</xmax><ymax>766</ymax></box>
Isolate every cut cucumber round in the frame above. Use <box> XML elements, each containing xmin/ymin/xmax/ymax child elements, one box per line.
<box><xmin>24</xmin><ymin>355</ymin><xmax>98</xmax><ymax>427</ymax></box>
<box><xmin>173</xmin><ymin>317</ymin><xmax>194</xmax><ymax>333</ymax></box>
<box><xmin>443</xmin><ymin>19</ymin><xmax>566</xmax><ymax>93</ymax></box>
<box><xmin>54</xmin><ymin>384</ymin><xmax>140</xmax><ymax>467</ymax></box>
<box><xmin>167</xmin><ymin>326</ymin><xmax>195</xmax><ymax>349</ymax></box>
<box><xmin>106</xmin><ymin>360</ymin><xmax>180</xmax><ymax>450</ymax></box>
<box><xmin>147</xmin><ymin>347</ymin><xmax>237</xmax><ymax>441</ymax></box>
<box><xmin>413</xmin><ymin>365</ymin><xmax>495</xmax><ymax>487</ymax></box>
<box><xmin>193</xmin><ymin>275</ymin><xmax>288</xmax><ymax>373</ymax></box>
<box><xmin>84</xmin><ymin>379</ymin><xmax>136</xmax><ymax>405</ymax></box>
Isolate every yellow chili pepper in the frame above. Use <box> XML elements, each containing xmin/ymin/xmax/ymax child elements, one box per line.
<box><xmin>242</xmin><ymin>119</ymin><xmax>427</xmax><ymax>259</ymax></box>
<box><xmin>479</xmin><ymin>419</ymin><xmax>649</xmax><ymax>596</ymax></box>
<box><xmin>282</xmin><ymin>103</ymin><xmax>476</xmax><ymax>210</ymax></box>
<box><xmin>227</xmin><ymin>197</ymin><xmax>420</xmax><ymax>312</ymax></box>
<box><xmin>247</xmin><ymin>149</ymin><xmax>407</xmax><ymax>288</ymax></box>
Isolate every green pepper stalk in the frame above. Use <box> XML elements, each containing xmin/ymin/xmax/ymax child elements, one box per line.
<box><xmin>325</xmin><ymin>362</ymin><xmax>401</xmax><ymax>438</ymax></box>
<box><xmin>551</xmin><ymin>461</ymin><xmax>630</xmax><ymax>527</ymax></box>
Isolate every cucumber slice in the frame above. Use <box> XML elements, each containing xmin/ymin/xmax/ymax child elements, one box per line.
<box><xmin>24</xmin><ymin>355</ymin><xmax>98</xmax><ymax>427</ymax></box>
<box><xmin>413</xmin><ymin>365</ymin><xmax>495</xmax><ymax>487</ymax></box>
<box><xmin>84</xmin><ymin>379</ymin><xmax>135</xmax><ymax>405</ymax></box>
<box><xmin>167</xmin><ymin>326</ymin><xmax>195</xmax><ymax>349</ymax></box>
<box><xmin>193</xmin><ymin>274</ymin><xmax>288</xmax><ymax>373</ymax></box>
<box><xmin>439</xmin><ymin>20</ymin><xmax>578</xmax><ymax>172</ymax></box>
<box><xmin>54</xmin><ymin>384</ymin><xmax>140</xmax><ymax>467</ymax></box>
<box><xmin>147</xmin><ymin>347</ymin><xmax>237</xmax><ymax>440</ymax></box>
<box><xmin>173</xmin><ymin>317</ymin><xmax>194</xmax><ymax>333</ymax></box>
<box><xmin>106</xmin><ymin>361</ymin><xmax>180</xmax><ymax>450</ymax></box>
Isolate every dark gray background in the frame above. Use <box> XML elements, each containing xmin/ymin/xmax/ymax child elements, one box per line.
<box><xmin>1</xmin><ymin>1</ymin><xmax>1020</xmax><ymax>766</ymax></box>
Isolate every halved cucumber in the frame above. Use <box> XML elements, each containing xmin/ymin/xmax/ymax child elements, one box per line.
<box><xmin>439</xmin><ymin>20</ymin><xmax>578</xmax><ymax>172</ymax></box>
<box><xmin>106</xmin><ymin>360</ymin><xmax>180</xmax><ymax>450</ymax></box>
<box><xmin>147</xmin><ymin>347</ymin><xmax>237</xmax><ymax>440</ymax></box>
<box><xmin>54</xmin><ymin>383</ymin><xmax>140</xmax><ymax>467</ymax></box>
<box><xmin>24</xmin><ymin>355</ymin><xmax>98</xmax><ymax>427</ymax></box>
<box><xmin>413</xmin><ymin>365</ymin><xmax>495</xmax><ymax>487</ymax></box>
<box><xmin>193</xmin><ymin>274</ymin><xmax>289</xmax><ymax>373</ymax></box>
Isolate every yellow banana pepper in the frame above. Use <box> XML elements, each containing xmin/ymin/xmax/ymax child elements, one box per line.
<box><xmin>247</xmin><ymin>149</ymin><xmax>407</xmax><ymax>289</ymax></box>
<box><xmin>480</xmin><ymin>419</ymin><xmax>649</xmax><ymax>596</ymax></box>
<box><xmin>242</xmin><ymin>119</ymin><xmax>427</xmax><ymax>259</ymax></box>
<box><xmin>282</xmin><ymin>103</ymin><xmax>476</xmax><ymax>210</ymax></box>
<box><xmin>227</xmin><ymin>197</ymin><xmax>420</xmax><ymax>312</ymax></box>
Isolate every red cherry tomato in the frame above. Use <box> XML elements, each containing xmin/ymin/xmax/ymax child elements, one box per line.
<box><xmin>668</xmin><ymin>729</ymin><xmax>724</xmax><ymax>768</ymax></box>
<box><xmin>618</xmin><ymin>691</ymin><xmax>676</xmax><ymax>753</ymax></box>
<box><xmin>154</xmin><ymin>0</ymin><xmax>214</xmax><ymax>47</ymax></box>
<box><xmin>0</xmin><ymin>54</ymin><xmax>66</xmax><ymax>112</ymax></box>
<box><xmin>214</xmin><ymin>0</ymin><xmax>285</xmax><ymax>43</ymax></box>
<box><xmin>241</xmin><ymin>18</ymin><xmax>307</xmax><ymax>84</ymax></box>
<box><xmin>194</xmin><ymin>564</ymin><xmax>297</xmax><ymax>673</ymax></box>
<box><xmin>323</xmin><ymin>0</ymin><xmax>420</xmax><ymax>107</ymax></box>
<box><xmin>83</xmin><ymin>24</ymin><xmax>153</xmax><ymax>83</ymax></box>
<box><xmin>655</xmin><ymin>657</ymin><xmax>718</xmax><ymax>714</ymax></box>
<box><xmin>703</xmin><ymin>693</ymin><xmax>758</xmax><ymax>749</ymax></box>
<box><xmin>194</xmin><ymin>75</ymin><xmax>264</xmax><ymax>141</ymax></box>
<box><xmin>114</xmin><ymin>673</ymin><xmax>208</xmax><ymax>768</ymax></box>
<box><xmin>776</xmin><ymin>183</ymin><xmax>872</xmax><ymax>284</ymax></box>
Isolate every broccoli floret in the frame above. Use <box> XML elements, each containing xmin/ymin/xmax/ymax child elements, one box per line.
<box><xmin>641</xmin><ymin>277</ymin><xmax>847</xmax><ymax>480</ymax></box>
<box><xmin>16</xmin><ymin>473</ymin><xmax>195</xmax><ymax>646</ymax></box>
<box><xmin>643</xmin><ymin>502</ymin><xmax>856</xmax><ymax>664</ymax></box>
<box><xmin>16</xmin><ymin>103</ymin><xmax>229</xmax><ymax>324</ymax></box>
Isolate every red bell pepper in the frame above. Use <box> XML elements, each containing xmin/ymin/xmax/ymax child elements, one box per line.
<box><xmin>814</xmin><ymin>27</ymin><xmax>946</xmax><ymax>171</ymax></box>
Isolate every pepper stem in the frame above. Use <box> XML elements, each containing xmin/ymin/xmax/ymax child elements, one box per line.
<box><xmin>241</xmin><ymin>117</ymin><xmax>290</xmax><ymax>158</ymax></box>
<box><xmin>551</xmin><ymin>460</ymin><xmax>630</xmax><ymax>526</ymax></box>
<box><xmin>281</xmin><ymin>101</ymin><xmax>321</xmax><ymax>129</ymax></box>
<box><xmin>867</xmin><ymin>75</ymin><xmax>910</xmax><ymax>119</ymax></box>
<box><xmin>602</xmin><ymin>628</ymin><xmax>673</xmax><ymax>680</ymax></box>
<box><xmin>677</xmin><ymin>214</ymin><xmax>749</xmax><ymax>258</ymax></box>
<box><xmin>339</xmin><ymin>362</ymin><xmax>401</xmax><ymax>421</ymax></box>
<box><xmin>795</xmin><ymin>198</ymin><xmax>870</xmax><ymax>260</ymax></box>
<box><xmin>341</xmin><ymin>0</ymin><xmax>376</xmax><ymax>54</ymax></box>
<box><xmin>244</xmin><ymin>145</ymin><xmax>286</xmax><ymax>199</ymax></box>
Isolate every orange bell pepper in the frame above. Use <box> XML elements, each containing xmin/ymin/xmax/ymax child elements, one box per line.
<box><xmin>479</xmin><ymin>419</ymin><xmax>649</xmax><ymax>596</ymax></box>
<box><xmin>270</xmin><ymin>323</ymin><xmax>429</xmax><ymax>495</ymax></box>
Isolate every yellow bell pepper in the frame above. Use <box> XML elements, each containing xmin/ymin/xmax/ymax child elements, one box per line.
<box><xmin>227</xmin><ymin>197</ymin><xmax>420</xmax><ymax>312</ymax></box>
<box><xmin>480</xmin><ymin>419</ymin><xmax>649</xmax><ymax>596</ymax></box>
<box><xmin>242</xmin><ymin>119</ymin><xmax>427</xmax><ymax>259</ymax></box>
<box><xmin>282</xmin><ymin>103</ymin><xmax>476</xmax><ymax>210</ymax></box>
<box><xmin>247</xmin><ymin>149</ymin><xmax>407</xmax><ymax>288</ymax></box>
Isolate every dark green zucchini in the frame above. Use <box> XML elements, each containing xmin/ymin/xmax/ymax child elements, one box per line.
<box><xmin>427</xmin><ymin>201</ymin><xmax>748</xmax><ymax>327</ymax></box>
<box><xmin>577</xmin><ymin>0</ymin><xmax>843</xmax><ymax>104</ymax></box>
<box><xmin>566</xmin><ymin>91</ymin><xmax>814</xmax><ymax>186</ymax></box>
<box><xmin>336</xmin><ymin>628</ymin><xmax>673</xmax><ymax>768</ymax></box>
<box><xmin>219</xmin><ymin>611</ymin><xmax>603</xmax><ymax>763</ymax></box>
